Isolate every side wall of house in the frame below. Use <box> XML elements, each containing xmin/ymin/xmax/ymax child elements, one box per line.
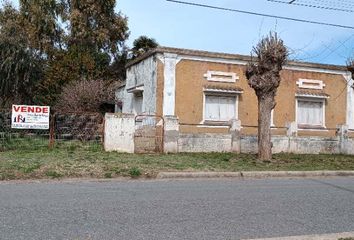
<box><xmin>121</xmin><ymin>56</ymin><xmax>158</xmax><ymax>114</ymax></box>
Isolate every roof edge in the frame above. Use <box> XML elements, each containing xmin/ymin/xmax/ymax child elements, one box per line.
<box><xmin>125</xmin><ymin>46</ymin><xmax>348</xmax><ymax>72</ymax></box>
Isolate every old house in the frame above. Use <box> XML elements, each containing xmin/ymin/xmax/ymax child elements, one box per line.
<box><xmin>109</xmin><ymin>47</ymin><xmax>354</xmax><ymax>154</ymax></box>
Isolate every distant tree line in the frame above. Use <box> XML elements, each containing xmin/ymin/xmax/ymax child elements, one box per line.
<box><xmin>0</xmin><ymin>0</ymin><xmax>158</xmax><ymax>112</ymax></box>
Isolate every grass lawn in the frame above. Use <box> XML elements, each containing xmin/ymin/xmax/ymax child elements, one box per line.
<box><xmin>1</xmin><ymin>142</ymin><xmax>354</xmax><ymax>180</ymax></box>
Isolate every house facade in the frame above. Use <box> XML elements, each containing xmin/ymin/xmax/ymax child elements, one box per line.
<box><xmin>111</xmin><ymin>47</ymin><xmax>354</xmax><ymax>154</ymax></box>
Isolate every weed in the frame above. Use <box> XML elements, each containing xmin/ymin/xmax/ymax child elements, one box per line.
<box><xmin>104</xmin><ymin>172</ymin><xmax>112</xmax><ymax>178</ymax></box>
<box><xmin>129</xmin><ymin>167</ymin><xmax>141</xmax><ymax>178</ymax></box>
<box><xmin>21</xmin><ymin>162</ymin><xmax>41</xmax><ymax>174</ymax></box>
<box><xmin>45</xmin><ymin>171</ymin><xmax>63</xmax><ymax>179</ymax></box>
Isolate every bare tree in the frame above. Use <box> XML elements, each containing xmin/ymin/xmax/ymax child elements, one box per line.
<box><xmin>245</xmin><ymin>32</ymin><xmax>288</xmax><ymax>161</ymax></box>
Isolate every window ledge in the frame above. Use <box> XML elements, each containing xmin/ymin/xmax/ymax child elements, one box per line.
<box><xmin>203</xmin><ymin>120</ymin><xmax>232</xmax><ymax>126</ymax></box>
<box><xmin>298</xmin><ymin>124</ymin><xmax>327</xmax><ymax>130</ymax></box>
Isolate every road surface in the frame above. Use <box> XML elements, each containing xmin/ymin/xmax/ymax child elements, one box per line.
<box><xmin>0</xmin><ymin>178</ymin><xmax>354</xmax><ymax>240</ymax></box>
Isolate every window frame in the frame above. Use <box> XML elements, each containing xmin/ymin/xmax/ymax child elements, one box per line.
<box><xmin>202</xmin><ymin>93</ymin><xmax>239</xmax><ymax>124</ymax></box>
<box><xmin>295</xmin><ymin>97</ymin><xmax>326</xmax><ymax>129</ymax></box>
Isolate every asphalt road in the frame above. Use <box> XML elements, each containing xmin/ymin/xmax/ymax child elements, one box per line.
<box><xmin>1</xmin><ymin>178</ymin><xmax>354</xmax><ymax>240</ymax></box>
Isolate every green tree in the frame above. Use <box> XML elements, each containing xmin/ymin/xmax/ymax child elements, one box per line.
<box><xmin>132</xmin><ymin>35</ymin><xmax>158</xmax><ymax>58</ymax></box>
<box><xmin>0</xmin><ymin>3</ymin><xmax>43</xmax><ymax>107</ymax></box>
<box><xmin>19</xmin><ymin>0</ymin><xmax>65</xmax><ymax>57</ymax></box>
<box><xmin>62</xmin><ymin>0</ymin><xmax>129</xmax><ymax>56</ymax></box>
<box><xmin>245</xmin><ymin>32</ymin><xmax>288</xmax><ymax>161</ymax></box>
<box><xmin>35</xmin><ymin>0</ymin><xmax>129</xmax><ymax>105</ymax></box>
<box><xmin>0</xmin><ymin>0</ymin><xmax>130</xmax><ymax>107</ymax></box>
<box><xmin>36</xmin><ymin>46</ymin><xmax>110</xmax><ymax>105</ymax></box>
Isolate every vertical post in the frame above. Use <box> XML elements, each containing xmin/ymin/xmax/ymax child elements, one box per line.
<box><xmin>286</xmin><ymin>121</ymin><xmax>298</xmax><ymax>137</ymax></box>
<box><xmin>48</xmin><ymin>113</ymin><xmax>55</xmax><ymax>148</ymax></box>
<box><xmin>337</xmin><ymin>124</ymin><xmax>349</xmax><ymax>154</ymax></box>
<box><xmin>230</xmin><ymin>119</ymin><xmax>241</xmax><ymax>153</ymax></box>
<box><xmin>287</xmin><ymin>121</ymin><xmax>298</xmax><ymax>153</ymax></box>
<box><xmin>102</xmin><ymin>115</ymin><xmax>105</xmax><ymax>146</ymax></box>
<box><xmin>163</xmin><ymin>115</ymin><xmax>179</xmax><ymax>153</ymax></box>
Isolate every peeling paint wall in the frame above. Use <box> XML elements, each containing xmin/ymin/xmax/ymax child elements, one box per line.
<box><xmin>178</xmin><ymin>133</ymin><xmax>232</xmax><ymax>152</ymax></box>
<box><xmin>104</xmin><ymin>113</ymin><xmax>354</xmax><ymax>154</ymax></box>
<box><xmin>177</xmin><ymin>133</ymin><xmax>348</xmax><ymax>154</ymax></box>
<box><xmin>104</xmin><ymin>113</ymin><xmax>135</xmax><ymax>153</ymax></box>
<box><xmin>122</xmin><ymin>56</ymin><xmax>158</xmax><ymax>114</ymax></box>
<box><xmin>115</xmin><ymin>87</ymin><xmax>125</xmax><ymax>112</ymax></box>
<box><xmin>240</xmin><ymin>136</ymin><xmax>340</xmax><ymax>154</ymax></box>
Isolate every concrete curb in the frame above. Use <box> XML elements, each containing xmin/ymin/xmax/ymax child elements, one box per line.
<box><xmin>243</xmin><ymin>231</ymin><xmax>354</xmax><ymax>240</ymax></box>
<box><xmin>156</xmin><ymin>171</ymin><xmax>354</xmax><ymax>179</ymax></box>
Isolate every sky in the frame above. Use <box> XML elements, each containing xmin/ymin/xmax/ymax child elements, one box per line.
<box><xmin>9</xmin><ymin>0</ymin><xmax>354</xmax><ymax>65</ymax></box>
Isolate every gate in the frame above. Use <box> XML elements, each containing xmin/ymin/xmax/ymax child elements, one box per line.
<box><xmin>134</xmin><ymin>113</ymin><xmax>164</xmax><ymax>153</ymax></box>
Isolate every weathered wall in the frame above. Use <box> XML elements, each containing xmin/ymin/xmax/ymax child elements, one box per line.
<box><xmin>104</xmin><ymin>113</ymin><xmax>135</xmax><ymax>153</ymax></box>
<box><xmin>134</xmin><ymin>125</ymin><xmax>161</xmax><ymax>153</ymax></box>
<box><xmin>122</xmin><ymin>56</ymin><xmax>158</xmax><ymax>114</ymax></box>
<box><xmin>177</xmin><ymin>128</ymin><xmax>351</xmax><ymax>155</ymax></box>
<box><xmin>104</xmin><ymin>113</ymin><xmax>354</xmax><ymax>155</ymax></box>
<box><xmin>240</xmin><ymin>135</ymin><xmax>340</xmax><ymax>154</ymax></box>
<box><xmin>178</xmin><ymin>133</ymin><xmax>232</xmax><ymax>152</ymax></box>
<box><xmin>115</xmin><ymin>86</ymin><xmax>125</xmax><ymax>112</ymax></box>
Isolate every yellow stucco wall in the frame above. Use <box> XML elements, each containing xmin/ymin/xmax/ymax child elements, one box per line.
<box><xmin>156</xmin><ymin>59</ymin><xmax>164</xmax><ymax>117</ymax></box>
<box><xmin>156</xmin><ymin>58</ymin><xmax>347</xmax><ymax>137</ymax></box>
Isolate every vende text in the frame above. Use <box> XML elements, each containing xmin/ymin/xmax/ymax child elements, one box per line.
<box><xmin>13</xmin><ymin>106</ymin><xmax>49</xmax><ymax>114</ymax></box>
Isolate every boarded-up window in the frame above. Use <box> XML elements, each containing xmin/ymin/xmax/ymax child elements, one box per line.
<box><xmin>205</xmin><ymin>95</ymin><xmax>236</xmax><ymax>121</ymax></box>
<box><xmin>134</xmin><ymin>95</ymin><xmax>143</xmax><ymax>114</ymax></box>
<box><xmin>297</xmin><ymin>100</ymin><xmax>324</xmax><ymax>126</ymax></box>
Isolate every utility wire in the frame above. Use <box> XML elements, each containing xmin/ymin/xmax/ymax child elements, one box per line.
<box><xmin>283</xmin><ymin>0</ymin><xmax>354</xmax><ymax>10</ymax></box>
<box><xmin>306</xmin><ymin>0</ymin><xmax>354</xmax><ymax>8</ymax></box>
<box><xmin>166</xmin><ymin>0</ymin><xmax>354</xmax><ymax>30</ymax></box>
<box><xmin>292</xmin><ymin>0</ymin><xmax>354</xmax><ymax>8</ymax></box>
<box><xmin>267</xmin><ymin>0</ymin><xmax>354</xmax><ymax>12</ymax></box>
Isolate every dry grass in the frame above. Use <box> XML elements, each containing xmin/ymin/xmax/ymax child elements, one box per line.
<box><xmin>1</xmin><ymin>142</ymin><xmax>354</xmax><ymax>180</ymax></box>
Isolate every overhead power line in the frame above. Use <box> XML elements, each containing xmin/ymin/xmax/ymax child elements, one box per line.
<box><xmin>267</xmin><ymin>0</ymin><xmax>354</xmax><ymax>12</ymax></box>
<box><xmin>166</xmin><ymin>0</ymin><xmax>354</xmax><ymax>30</ymax></box>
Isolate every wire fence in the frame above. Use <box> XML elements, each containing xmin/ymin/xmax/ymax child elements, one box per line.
<box><xmin>0</xmin><ymin>109</ymin><xmax>104</xmax><ymax>152</ymax></box>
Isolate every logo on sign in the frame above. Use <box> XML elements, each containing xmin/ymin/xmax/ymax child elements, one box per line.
<box><xmin>13</xmin><ymin>115</ymin><xmax>26</xmax><ymax>123</ymax></box>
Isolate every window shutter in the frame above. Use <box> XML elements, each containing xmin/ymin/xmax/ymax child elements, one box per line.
<box><xmin>219</xmin><ymin>97</ymin><xmax>236</xmax><ymax>121</ymax></box>
<box><xmin>205</xmin><ymin>96</ymin><xmax>219</xmax><ymax>120</ymax></box>
<box><xmin>205</xmin><ymin>95</ymin><xmax>236</xmax><ymax>121</ymax></box>
<box><xmin>297</xmin><ymin>100</ymin><xmax>323</xmax><ymax>126</ymax></box>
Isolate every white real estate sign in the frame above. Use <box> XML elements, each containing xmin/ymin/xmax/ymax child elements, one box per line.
<box><xmin>11</xmin><ymin>105</ymin><xmax>50</xmax><ymax>130</ymax></box>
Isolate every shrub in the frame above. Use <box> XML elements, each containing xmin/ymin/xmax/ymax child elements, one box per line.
<box><xmin>55</xmin><ymin>79</ymin><xmax>119</xmax><ymax>113</ymax></box>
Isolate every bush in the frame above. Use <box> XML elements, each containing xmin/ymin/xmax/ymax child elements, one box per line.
<box><xmin>55</xmin><ymin>79</ymin><xmax>118</xmax><ymax>113</ymax></box>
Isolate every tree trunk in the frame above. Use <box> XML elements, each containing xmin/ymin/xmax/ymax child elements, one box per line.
<box><xmin>258</xmin><ymin>94</ymin><xmax>274</xmax><ymax>161</ymax></box>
